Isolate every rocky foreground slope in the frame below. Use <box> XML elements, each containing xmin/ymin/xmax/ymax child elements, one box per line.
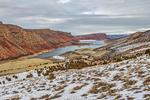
<box><xmin>0</xmin><ymin>23</ymin><xmax>75</xmax><ymax>60</ymax></box>
<box><xmin>0</xmin><ymin>55</ymin><xmax>149</xmax><ymax>100</ymax></box>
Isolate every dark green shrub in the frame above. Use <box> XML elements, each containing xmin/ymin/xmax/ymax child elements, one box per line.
<box><xmin>6</xmin><ymin>77</ymin><xmax>11</xmax><ymax>81</ymax></box>
<box><xmin>42</xmin><ymin>69</ymin><xmax>52</xmax><ymax>76</ymax></box>
<box><xmin>13</xmin><ymin>75</ymin><xmax>18</xmax><ymax>79</ymax></box>
<box><xmin>145</xmin><ymin>49</ymin><xmax>150</xmax><ymax>55</ymax></box>
<box><xmin>47</xmin><ymin>73</ymin><xmax>55</xmax><ymax>80</ymax></box>
<box><xmin>26</xmin><ymin>73</ymin><xmax>33</xmax><ymax>78</ymax></box>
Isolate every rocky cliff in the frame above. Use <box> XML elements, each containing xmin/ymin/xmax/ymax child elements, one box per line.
<box><xmin>0</xmin><ymin>23</ymin><xmax>75</xmax><ymax>60</ymax></box>
<box><xmin>74</xmin><ymin>33</ymin><xmax>107</xmax><ymax>40</ymax></box>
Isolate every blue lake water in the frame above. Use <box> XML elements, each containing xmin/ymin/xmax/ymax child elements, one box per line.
<box><xmin>35</xmin><ymin>40</ymin><xmax>105</xmax><ymax>58</ymax></box>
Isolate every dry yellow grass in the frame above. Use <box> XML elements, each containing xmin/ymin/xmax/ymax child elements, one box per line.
<box><xmin>75</xmin><ymin>48</ymin><xmax>95</xmax><ymax>54</ymax></box>
<box><xmin>93</xmin><ymin>50</ymin><xmax>107</xmax><ymax>57</ymax></box>
<box><xmin>0</xmin><ymin>58</ymin><xmax>54</xmax><ymax>76</ymax></box>
<box><xmin>64</xmin><ymin>48</ymin><xmax>108</xmax><ymax>59</ymax></box>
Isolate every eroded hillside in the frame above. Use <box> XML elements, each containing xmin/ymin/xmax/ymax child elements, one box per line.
<box><xmin>0</xmin><ymin>23</ymin><xmax>75</xmax><ymax>60</ymax></box>
<box><xmin>63</xmin><ymin>30</ymin><xmax>150</xmax><ymax>65</ymax></box>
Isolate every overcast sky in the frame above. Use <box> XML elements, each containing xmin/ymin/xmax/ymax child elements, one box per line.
<box><xmin>0</xmin><ymin>0</ymin><xmax>150</xmax><ymax>35</ymax></box>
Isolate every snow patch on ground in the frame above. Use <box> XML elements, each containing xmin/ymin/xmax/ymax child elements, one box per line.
<box><xmin>0</xmin><ymin>55</ymin><xmax>150</xmax><ymax>100</ymax></box>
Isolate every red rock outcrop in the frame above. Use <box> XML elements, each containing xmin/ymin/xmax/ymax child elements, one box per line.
<box><xmin>0</xmin><ymin>23</ymin><xmax>75</xmax><ymax>60</ymax></box>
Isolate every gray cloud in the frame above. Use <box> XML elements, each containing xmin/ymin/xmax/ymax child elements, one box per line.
<box><xmin>0</xmin><ymin>0</ymin><xmax>150</xmax><ymax>35</ymax></box>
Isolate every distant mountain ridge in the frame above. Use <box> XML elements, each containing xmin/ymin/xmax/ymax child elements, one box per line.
<box><xmin>108</xmin><ymin>34</ymin><xmax>128</xmax><ymax>39</ymax></box>
<box><xmin>74</xmin><ymin>33</ymin><xmax>128</xmax><ymax>40</ymax></box>
<box><xmin>74</xmin><ymin>33</ymin><xmax>107</xmax><ymax>40</ymax></box>
<box><xmin>0</xmin><ymin>23</ymin><xmax>75</xmax><ymax>60</ymax></box>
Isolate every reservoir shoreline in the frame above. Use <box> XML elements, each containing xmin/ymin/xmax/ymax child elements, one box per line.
<box><xmin>0</xmin><ymin>40</ymin><xmax>105</xmax><ymax>64</ymax></box>
<box><xmin>34</xmin><ymin>40</ymin><xmax>105</xmax><ymax>59</ymax></box>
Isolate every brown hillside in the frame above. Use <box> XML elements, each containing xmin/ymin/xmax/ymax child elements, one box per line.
<box><xmin>0</xmin><ymin>23</ymin><xmax>75</xmax><ymax>60</ymax></box>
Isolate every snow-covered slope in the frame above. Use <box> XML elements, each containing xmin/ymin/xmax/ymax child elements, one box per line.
<box><xmin>0</xmin><ymin>55</ymin><xmax>150</xmax><ymax>100</ymax></box>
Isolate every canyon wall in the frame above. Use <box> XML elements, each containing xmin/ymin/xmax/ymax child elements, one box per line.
<box><xmin>0</xmin><ymin>23</ymin><xmax>75</xmax><ymax>60</ymax></box>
